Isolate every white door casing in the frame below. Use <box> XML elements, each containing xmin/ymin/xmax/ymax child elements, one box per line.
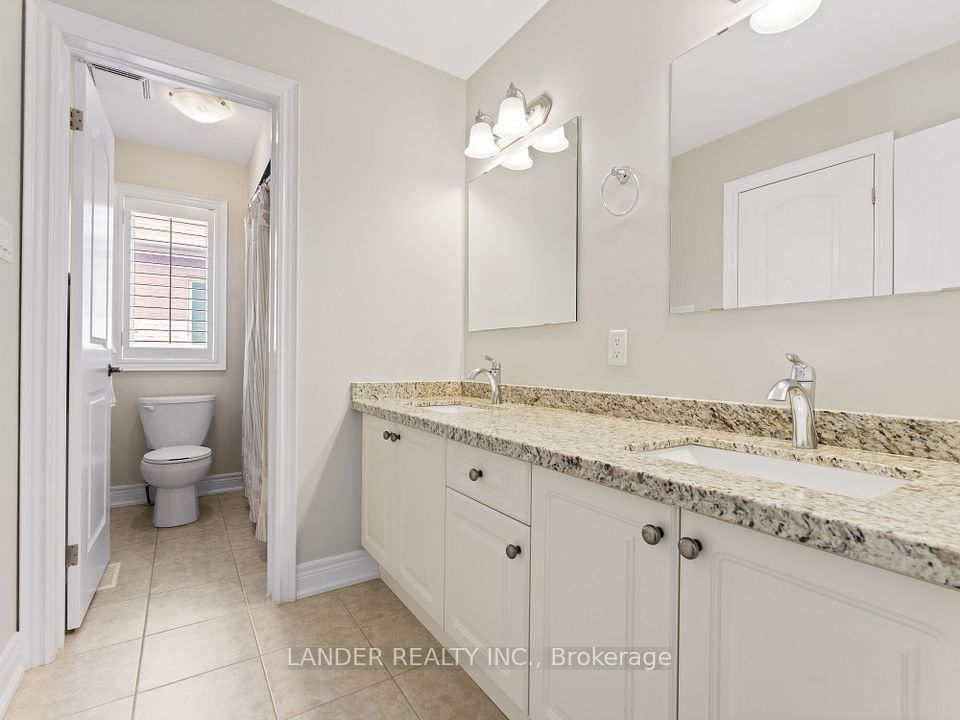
<box><xmin>66</xmin><ymin>61</ymin><xmax>114</xmax><ymax>629</ymax></box>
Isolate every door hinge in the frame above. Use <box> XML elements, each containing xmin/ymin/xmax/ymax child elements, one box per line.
<box><xmin>69</xmin><ymin>107</ymin><xmax>84</xmax><ymax>131</ymax></box>
<box><xmin>871</xmin><ymin>187</ymin><xmax>877</xmax><ymax>205</ymax></box>
<box><xmin>66</xmin><ymin>544</ymin><xmax>79</xmax><ymax>567</ymax></box>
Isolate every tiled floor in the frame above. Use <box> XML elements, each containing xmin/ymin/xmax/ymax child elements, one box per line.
<box><xmin>7</xmin><ymin>493</ymin><xmax>507</xmax><ymax>720</ymax></box>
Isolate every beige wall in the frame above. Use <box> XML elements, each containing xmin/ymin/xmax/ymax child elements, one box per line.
<box><xmin>1</xmin><ymin>0</ymin><xmax>22</xmax><ymax>654</ymax></box>
<box><xmin>112</xmin><ymin>140</ymin><xmax>248</xmax><ymax>486</ymax></box>
<box><xmin>465</xmin><ymin>0</ymin><xmax>960</xmax><ymax>421</ymax></box>
<box><xmin>671</xmin><ymin>40</ymin><xmax>960</xmax><ymax>312</ymax></box>
<box><xmin>50</xmin><ymin>0</ymin><xmax>466</xmax><ymax>564</ymax></box>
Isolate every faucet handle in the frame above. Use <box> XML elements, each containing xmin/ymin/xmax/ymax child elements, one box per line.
<box><xmin>786</xmin><ymin>353</ymin><xmax>815</xmax><ymax>382</ymax></box>
<box><xmin>482</xmin><ymin>354</ymin><xmax>500</xmax><ymax>370</ymax></box>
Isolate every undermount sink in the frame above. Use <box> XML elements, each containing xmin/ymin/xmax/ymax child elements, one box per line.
<box><xmin>643</xmin><ymin>444</ymin><xmax>906</xmax><ymax>500</ymax></box>
<box><xmin>421</xmin><ymin>404</ymin><xmax>487</xmax><ymax>415</ymax></box>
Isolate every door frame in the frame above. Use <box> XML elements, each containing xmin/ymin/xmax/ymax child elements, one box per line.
<box><xmin>21</xmin><ymin>0</ymin><xmax>300</xmax><ymax>667</ymax></box>
<box><xmin>721</xmin><ymin>131</ymin><xmax>894</xmax><ymax>309</ymax></box>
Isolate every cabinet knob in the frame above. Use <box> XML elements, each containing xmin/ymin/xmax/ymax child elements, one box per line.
<box><xmin>641</xmin><ymin>525</ymin><xmax>664</xmax><ymax>546</ymax></box>
<box><xmin>382</xmin><ymin>431</ymin><xmax>391</xmax><ymax>441</ymax></box>
<box><xmin>678</xmin><ymin>537</ymin><xmax>703</xmax><ymax>560</ymax></box>
<box><xmin>468</xmin><ymin>468</ymin><xmax>483</xmax><ymax>481</ymax></box>
<box><xmin>505</xmin><ymin>544</ymin><xmax>521</xmax><ymax>560</ymax></box>
<box><xmin>390</xmin><ymin>433</ymin><xmax>401</xmax><ymax>443</ymax></box>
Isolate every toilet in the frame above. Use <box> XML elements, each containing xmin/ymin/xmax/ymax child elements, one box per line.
<box><xmin>138</xmin><ymin>394</ymin><xmax>216</xmax><ymax>528</ymax></box>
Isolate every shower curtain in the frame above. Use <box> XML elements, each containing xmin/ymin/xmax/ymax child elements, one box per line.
<box><xmin>243</xmin><ymin>182</ymin><xmax>270</xmax><ymax>542</ymax></box>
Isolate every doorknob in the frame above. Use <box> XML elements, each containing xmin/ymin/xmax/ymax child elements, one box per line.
<box><xmin>505</xmin><ymin>544</ymin><xmax>521</xmax><ymax>559</ymax></box>
<box><xmin>107</xmin><ymin>364</ymin><xmax>123</xmax><ymax>376</ymax></box>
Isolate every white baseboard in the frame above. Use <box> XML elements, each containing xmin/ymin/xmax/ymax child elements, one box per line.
<box><xmin>295</xmin><ymin>549</ymin><xmax>379</xmax><ymax>599</ymax></box>
<box><xmin>111</xmin><ymin>472</ymin><xmax>243</xmax><ymax>507</ymax></box>
<box><xmin>0</xmin><ymin>632</ymin><xmax>24</xmax><ymax>719</ymax></box>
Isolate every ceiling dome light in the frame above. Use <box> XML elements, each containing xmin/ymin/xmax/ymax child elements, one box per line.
<box><xmin>750</xmin><ymin>0</ymin><xmax>822</xmax><ymax>34</ymax></box>
<box><xmin>464</xmin><ymin>114</ymin><xmax>499</xmax><ymax>159</ymax></box>
<box><xmin>532</xmin><ymin>126</ymin><xmax>569</xmax><ymax>154</ymax></box>
<box><xmin>501</xmin><ymin>147</ymin><xmax>533</xmax><ymax>171</ymax></box>
<box><xmin>493</xmin><ymin>94</ymin><xmax>532</xmax><ymax>139</ymax></box>
<box><xmin>168</xmin><ymin>88</ymin><xmax>233</xmax><ymax>124</ymax></box>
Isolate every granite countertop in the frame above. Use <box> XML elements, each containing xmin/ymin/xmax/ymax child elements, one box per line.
<box><xmin>352</xmin><ymin>388</ymin><xmax>960</xmax><ymax>591</ymax></box>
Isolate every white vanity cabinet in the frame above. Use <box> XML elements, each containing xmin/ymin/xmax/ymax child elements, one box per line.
<box><xmin>677</xmin><ymin>511</ymin><xmax>960</xmax><ymax>720</ymax></box>
<box><xmin>529</xmin><ymin>467</ymin><xmax>678</xmax><ymax>720</ymax></box>
<box><xmin>361</xmin><ymin>414</ymin><xmax>446</xmax><ymax>625</ymax></box>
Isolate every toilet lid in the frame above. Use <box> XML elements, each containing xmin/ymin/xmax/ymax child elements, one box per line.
<box><xmin>143</xmin><ymin>445</ymin><xmax>212</xmax><ymax>465</ymax></box>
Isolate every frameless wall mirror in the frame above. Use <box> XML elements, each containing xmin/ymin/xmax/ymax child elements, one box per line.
<box><xmin>468</xmin><ymin>116</ymin><xmax>579</xmax><ymax>331</ymax></box>
<box><xmin>669</xmin><ymin>0</ymin><xmax>960</xmax><ymax>313</ymax></box>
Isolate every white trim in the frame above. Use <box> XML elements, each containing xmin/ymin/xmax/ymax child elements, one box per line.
<box><xmin>21</xmin><ymin>0</ymin><xmax>300</xmax><ymax>669</ymax></box>
<box><xmin>0</xmin><ymin>632</ymin><xmax>24</xmax><ymax>719</ymax></box>
<box><xmin>115</xmin><ymin>182</ymin><xmax>228</xmax><ymax>371</ymax></box>
<box><xmin>110</xmin><ymin>472</ymin><xmax>244</xmax><ymax>507</ymax></box>
<box><xmin>722</xmin><ymin>132</ymin><xmax>895</xmax><ymax>309</ymax></box>
<box><xmin>295</xmin><ymin>550</ymin><xmax>380</xmax><ymax>600</ymax></box>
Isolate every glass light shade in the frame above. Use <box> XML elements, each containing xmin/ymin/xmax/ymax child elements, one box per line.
<box><xmin>464</xmin><ymin>120</ymin><xmax>499</xmax><ymax>159</ymax></box>
<box><xmin>168</xmin><ymin>89</ymin><xmax>234</xmax><ymax>124</ymax></box>
<box><xmin>750</xmin><ymin>0</ymin><xmax>822</xmax><ymax>34</ymax></box>
<box><xmin>501</xmin><ymin>147</ymin><xmax>533</xmax><ymax>171</ymax></box>
<box><xmin>532</xmin><ymin>126</ymin><xmax>569</xmax><ymax>153</ymax></box>
<box><xmin>493</xmin><ymin>95</ymin><xmax>532</xmax><ymax>139</ymax></box>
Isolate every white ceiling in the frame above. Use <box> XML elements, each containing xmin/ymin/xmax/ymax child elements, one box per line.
<box><xmin>92</xmin><ymin>67</ymin><xmax>271</xmax><ymax>165</ymax></box>
<box><xmin>672</xmin><ymin>0</ymin><xmax>960</xmax><ymax>156</ymax></box>
<box><xmin>270</xmin><ymin>0</ymin><xmax>551</xmax><ymax>79</ymax></box>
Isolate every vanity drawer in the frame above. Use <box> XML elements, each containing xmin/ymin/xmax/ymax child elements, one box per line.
<box><xmin>446</xmin><ymin>441</ymin><xmax>531</xmax><ymax>524</ymax></box>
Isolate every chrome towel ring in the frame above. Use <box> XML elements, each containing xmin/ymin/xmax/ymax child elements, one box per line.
<box><xmin>601</xmin><ymin>166</ymin><xmax>640</xmax><ymax>217</ymax></box>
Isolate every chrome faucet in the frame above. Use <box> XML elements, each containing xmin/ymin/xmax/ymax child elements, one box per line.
<box><xmin>469</xmin><ymin>355</ymin><xmax>502</xmax><ymax>405</ymax></box>
<box><xmin>767</xmin><ymin>353</ymin><xmax>818</xmax><ymax>450</ymax></box>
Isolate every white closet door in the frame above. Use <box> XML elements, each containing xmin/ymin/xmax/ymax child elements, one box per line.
<box><xmin>894</xmin><ymin>117</ymin><xmax>960</xmax><ymax>294</ymax></box>
<box><xmin>736</xmin><ymin>156</ymin><xmax>876</xmax><ymax>308</ymax></box>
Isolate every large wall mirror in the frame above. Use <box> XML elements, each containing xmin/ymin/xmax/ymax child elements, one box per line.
<box><xmin>670</xmin><ymin>0</ymin><xmax>960</xmax><ymax>313</ymax></box>
<box><xmin>468</xmin><ymin>117</ymin><xmax>579</xmax><ymax>331</ymax></box>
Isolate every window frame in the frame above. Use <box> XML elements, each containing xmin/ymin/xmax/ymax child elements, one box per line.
<box><xmin>115</xmin><ymin>183</ymin><xmax>228</xmax><ymax>371</ymax></box>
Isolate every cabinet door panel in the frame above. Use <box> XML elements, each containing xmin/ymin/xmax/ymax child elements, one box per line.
<box><xmin>678</xmin><ymin>511</ymin><xmax>960</xmax><ymax>720</ymax></box>
<box><xmin>361</xmin><ymin>415</ymin><xmax>396</xmax><ymax>569</ymax></box>
<box><xmin>445</xmin><ymin>489</ymin><xmax>530</xmax><ymax>711</ymax></box>
<box><xmin>394</xmin><ymin>426</ymin><xmax>446</xmax><ymax>625</ymax></box>
<box><xmin>530</xmin><ymin>468</ymin><xmax>677</xmax><ymax>720</ymax></box>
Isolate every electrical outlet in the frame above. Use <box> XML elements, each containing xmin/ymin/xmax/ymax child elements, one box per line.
<box><xmin>608</xmin><ymin>329</ymin><xmax>628</xmax><ymax>366</ymax></box>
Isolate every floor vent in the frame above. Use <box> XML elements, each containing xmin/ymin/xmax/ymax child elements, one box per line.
<box><xmin>98</xmin><ymin>561</ymin><xmax>121</xmax><ymax>591</ymax></box>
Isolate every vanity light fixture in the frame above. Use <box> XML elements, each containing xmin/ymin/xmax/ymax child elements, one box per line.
<box><xmin>168</xmin><ymin>88</ymin><xmax>233</xmax><ymax>124</ymax></box>
<box><xmin>501</xmin><ymin>146</ymin><xmax>533</xmax><ymax>171</ymax></box>
<box><xmin>749</xmin><ymin>0</ymin><xmax>822</xmax><ymax>34</ymax></box>
<box><xmin>464</xmin><ymin>82</ymin><xmax>553</xmax><ymax>158</ymax></box>
<box><xmin>532</xmin><ymin>126</ymin><xmax>569</xmax><ymax>153</ymax></box>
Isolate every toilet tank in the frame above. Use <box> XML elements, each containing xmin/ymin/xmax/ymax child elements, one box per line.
<box><xmin>138</xmin><ymin>394</ymin><xmax>216</xmax><ymax>450</ymax></box>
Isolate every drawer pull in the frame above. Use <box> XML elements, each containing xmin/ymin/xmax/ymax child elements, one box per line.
<box><xmin>390</xmin><ymin>433</ymin><xmax>401</xmax><ymax>443</ymax></box>
<box><xmin>505</xmin><ymin>544</ymin><xmax>521</xmax><ymax>559</ymax></box>
<box><xmin>382</xmin><ymin>431</ymin><xmax>391</xmax><ymax>441</ymax></box>
<box><xmin>468</xmin><ymin>468</ymin><xmax>483</xmax><ymax>481</ymax></box>
<box><xmin>678</xmin><ymin>537</ymin><xmax>703</xmax><ymax>560</ymax></box>
<box><xmin>641</xmin><ymin>525</ymin><xmax>664</xmax><ymax>546</ymax></box>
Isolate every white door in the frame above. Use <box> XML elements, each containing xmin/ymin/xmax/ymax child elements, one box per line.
<box><xmin>894</xmin><ymin>117</ymin><xmax>960</xmax><ymax>294</ymax></box>
<box><xmin>393</xmin><ymin>426</ymin><xmax>446</xmax><ymax>625</ymax></box>
<box><xmin>735</xmin><ymin>156</ymin><xmax>876</xmax><ymax>308</ymax></box>
<box><xmin>444</xmin><ymin>489</ymin><xmax>530</xmax><ymax>712</ymax></box>
<box><xmin>67</xmin><ymin>61</ymin><xmax>116</xmax><ymax>629</ymax></box>
<box><xmin>678</xmin><ymin>511</ymin><xmax>960</xmax><ymax>720</ymax></box>
<box><xmin>530</xmin><ymin>467</ymin><xmax>677</xmax><ymax>720</ymax></box>
<box><xmin>361</xmin><ymin>414</ymin><xmax>396</xmax><ymax>568</ymax></box>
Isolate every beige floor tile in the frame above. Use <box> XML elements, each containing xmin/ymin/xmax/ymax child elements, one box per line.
<box><xmin>62</xmin><ymin>596</ymin><xmax>148</xmax><ymax>656</ymax></box>
<box><xmin>217</xmin><ymin>491</ymin><xmax>248</xmax><ymax>509</ymax></box>
<box><xmin>227</xmin><ymin>522</ymin><xmax>262</xmax><ymax>551</ymax></box>
<box><xmin>139</xmin><ymin>612</ymin><xmax>259</xmax><ymax>691</ymax></box>
<box><xmin>261</xmin><ymin>626</ymin><xmax>390</xmax><ymax>719</ymax></box>
<box><xmin>146</xmin><ymin>577</ymin><xmax>247</xmax><ymax>634</ymax></box>
<box><xmin>395</xmin><ymin>664</ymin><xmax>507</xmax><ymax>720</ymax></box>
<box><xmin>6</xmin><ymin>639</ymin><xmax>140</xmax><ymax>720</ymax></box>
<box><xmin>290</xmin><ymin>679</ymin><xmax>418</xmax><ymax>720</ymax></box>
<box><xmin>62</xmin><ymin>696</ymin><xmax>134</xmax><ymax>719</ymax></box>
<box><xmin>357</xmin><ymin>607</ymin><xmax>444</xmax><ymax>676</ymax></box>
<box><xmin>92</xmin><ymin>569</ymin><xmax>152</xmax><ymax>608</ymax></box>
<box><xmin>222</xmin><ymin>504</ymin><xmax>255</xmax><ymax>528</ymax></box>
<box><xmin>154</xmin><ymin>527</ymin><xmax>230</xmax><ymax>563</ymax></box>
<box><xmin>134</xmin><ymin>657</ymin><xmax>275</xmax><ymax>720</ymax></box>
<box><xmin>241</xmin><ymin>570</ymin><xmax>271</xmax><ymax>608</ymax></box>
<box><xmin>335</xmin><ymin>580</ymin><xmax>404</xmax><ymax>624</ymax></box>
<box><xmin>249</xmin><ymin>592</ymin><xmax>358</xmax><ymax>655</ymax></box>
<box><xmin>150</xmin><ymin>550</ymin><xmax>238</xmax><ymax>593</ymax></box>
<box><xmin>155</xmin><ymin>505</ymin><xmax>225</xmax><ymax>542</ymax></box>
<box><xmin>111</xmin><ymin>506</ymin><xmax>157</xmax><ymax>549</ymax></box>
<box><xmin>234</xmin><ymin>543</ymin><xmax>268</xmax><ymax>575</ymax></box>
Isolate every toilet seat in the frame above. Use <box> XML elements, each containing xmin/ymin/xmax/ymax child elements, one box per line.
<box><xmin>143</xmin><ymin>445</ymin><xmax>212</xmax><ymax>465</ymax></box>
